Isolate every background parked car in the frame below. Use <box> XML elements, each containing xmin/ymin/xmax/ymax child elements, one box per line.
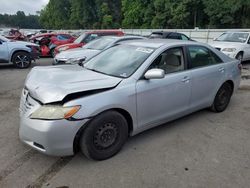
<box><xmin>149</xmin><ymin>31</ymin><xmax>193</xmax><ymax>41</ymax></box>
<box><xmin>209</xmin><ymin>32</ymin><xmax>250</xmax><ymax>61</ymax></box>
<box><xmin>0</xmin><ymin>35</ymin><xmax>40</xmax><ymax>68</ymax></box>
<box><xmin>54</xmin><ymin>30</ymin><xmax>124</xmax><ymax>55</ymax></box>
<box><xmin>30</xmin><ymin>33</ymin><xmax>75</xmax><ymax>57</ymax></box>
<box><xmin>53</xmin><ymin>35</ymin><xmax>145</xmax><ymax>65</ymax></box>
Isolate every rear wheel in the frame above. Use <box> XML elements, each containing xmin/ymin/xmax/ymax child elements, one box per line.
<box><xmin>210</xmin><ymin>82</ymin><xmax>233</xmax><ymax>112</ymax></box>
<box><xmin>80</xmin><ymin>111</ymin><xmax>128</xmax><ymax>160</ymax></box>
<box><xmin>12</xmin><ymin>51</ymin><xmax>31</xmax><ymax>69</ymax></box>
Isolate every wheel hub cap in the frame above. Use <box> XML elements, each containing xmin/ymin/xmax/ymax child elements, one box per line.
<box><xmin>94</xmin><ymin>123</ymin><xmax>118</xmax><ymax>149</ymax></box>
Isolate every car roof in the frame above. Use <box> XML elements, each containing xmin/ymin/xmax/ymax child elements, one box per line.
<box><xmin>151</xmin><ymin>31</ymin><xmax>185</xmax><ymax>35</ymax></box>
<box><xmin>100</xmin><ymin>35</ymin><xmax>146</xmax><ymax>40</ymax></box>
<box><xmin>85</xmin><ymin>30</ymin><xmax>124</xmax><ymax>34</ymax></box>
<box><xmin>223</xmin><ymin>31</ymin><xmax>250</xmax><ymax>34</ymax></box>
<box><xmin>30</xmin><ymin>33</ymin><xmax>71</xmax><ymax>39</ymax></box>
<box><xmin>119</xmin><ymin>39</ymin><xmax>197</xmax><ymax>48</ymax></box>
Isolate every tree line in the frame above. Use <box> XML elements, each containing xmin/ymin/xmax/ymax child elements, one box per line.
<box><xmin>1</xmin><ymin>0</ymin><xmax>250</xmax><ymax>29</ymax></box>
<box><xmin>0</xmin><ymin>11</ymin><xmax>41</xmax><ymax>29</ymax></box>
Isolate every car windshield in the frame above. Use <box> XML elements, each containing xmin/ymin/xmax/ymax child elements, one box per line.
<box><xmin>84</xmin><ymin>45</ymin><xmax>154</xmax><ymax>78</ymax></box>
<box><xmin>215</xmin><ymin>32</ymin><xmax>249</xmax><ymax>43</ymax></box>
<box><xmin>83</xmin><ymin>37</ymin><xmax>116</xmax><ymax>50</ymax></box>
<box><xmin>0</xmin><ymin>35</ymin><xmax>10</xmax><ymax>42</ymax></box>
<box><xmin>74</xmin><ymin>33</ymin><xmax>87</xmax><ymax>44</ymax></box>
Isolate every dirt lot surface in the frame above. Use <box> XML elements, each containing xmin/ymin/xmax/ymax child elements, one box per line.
<box><xmin>0</xmin><ymin>59</ymin><xmax>250</xmax><ymax>188</ymax></box>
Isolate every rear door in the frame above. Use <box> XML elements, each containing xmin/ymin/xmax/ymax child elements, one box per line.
<box><xmin>186</xmin><ymin>45</ymin><xmax>226</xmax><ymax>110</ymax></box>
<box><xmin>136</xmin><ymin>47</ymin><xmax>192</xmax><ymax>128</ymax></box>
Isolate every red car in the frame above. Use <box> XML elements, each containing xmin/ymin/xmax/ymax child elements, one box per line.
<box><xmin>55</xmin><ymin>30</ymin><xmax>124</xmax><ymax>55</ymax></box>
<box><xmin>30</xmin><ymin>33</ymin><xmax>76</xmax><ymax>57</ymax></box>
<box><xmin>4</xmin><ymin>29</ymin><xmax>27</xmax><ymax>41</ymax></box>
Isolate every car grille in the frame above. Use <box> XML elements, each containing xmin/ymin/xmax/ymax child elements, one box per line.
<box><xmin>19</xmin><ymin>88</ymin><xmax>39</xmax><ymax>116</ymax></box>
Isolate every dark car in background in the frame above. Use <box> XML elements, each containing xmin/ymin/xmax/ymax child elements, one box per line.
<box><xmin>54</xmin><ymin>30</ymin><xmax>124</xmax><ymax>55</ymax></box>
<box><xmin>30</xmin><ymin>33</ymin><xmax>75</xmax><ymax>57</ymax></box>
<box><xmin>149</xmin><ymin>31</ymin><xmax>193</xmax><ymax>41</ymax></box>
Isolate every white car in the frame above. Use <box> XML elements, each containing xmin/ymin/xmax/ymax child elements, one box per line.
<box><xmin>210</xmin><ymin>32</ymin><xmax>250</xmax><ymax>61</ymax></box>
<box><xmin>0</xmin><ymin>35</ymin><xmax>40</xmax><ymax>68</ymax></box>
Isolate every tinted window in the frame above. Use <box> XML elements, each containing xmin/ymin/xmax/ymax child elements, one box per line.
<box><xmin>149</xmin><ymin>47</ymin><xmax>185</xmax><ymax>74</ymax></box>
<box><xmin>84</xmin><ymin>34</ymin><xmax>99</xmax><ymax>43</ymax></box>
<box><xmin>57</xmin><ymin>35</ymin><xmax>70</xmax><ymax>40</ymax></box>
<box><xmin>167</xmin><ymin>33</ymin><xmax>181</xmax><ymax>40</ymax></box>
<box><xmin>181</xmin><ymin>34</ymin><xmax>189</xmax><ymax>40</ymax></box>
<box><xmin>149</xmin><ymin>33</ymin><xmax>163</xmax><ymax>39</ymax></box>
<box><xmin>187</xmin><ymin>46</ymin><xmax>223</xmax><ymax>68</ymax></box>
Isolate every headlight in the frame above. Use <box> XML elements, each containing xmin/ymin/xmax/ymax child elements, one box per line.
<box><xmin>59</xmin><ymin>46</ymin><xmax>69</xmax><ymax>52</ymax></box>
<box><xmin>30</xmin><ymin>105</ymin><xmax>81</xmax><ymax>120</ymax></box>
<box><xmin>66</xmin><ymin>57</ymin><xmax>86</xmax><ymax>65</ymax></box>
<box><xmin>222</xmin><ymin>48</ymin><xmax>236</xmax><ymax>52</ymax></box>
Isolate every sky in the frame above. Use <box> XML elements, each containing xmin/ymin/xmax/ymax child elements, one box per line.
<box><xmin>0</xmin><ymin>0</ymin><xmax>49</xmax><ymax>15</ymax></box>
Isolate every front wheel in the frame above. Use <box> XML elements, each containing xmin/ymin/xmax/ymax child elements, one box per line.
<box><xmin>80</xmin><ymin>111</ymin><xmax>128</xmax><ymax>160</ymax></box>
<box><xmin>236</xmin><ymin>52</ymin><xmax>243</xmax><ymax>62</ymax></box>
<box><xmin>210</xmin><ymin>82</ymin><xmax>233</xmax><ymax>112</ymax></box>
<box><xmin>12</xmin><ymin>51</ymin><xmax>31</xmax><ymax>69</ymax></box>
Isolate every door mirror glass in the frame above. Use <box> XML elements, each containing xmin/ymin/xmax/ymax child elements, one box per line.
<box><xmin>144</xmin><ymin>68</ymin><xmax>165</xmax><ymax>79</ymax></box>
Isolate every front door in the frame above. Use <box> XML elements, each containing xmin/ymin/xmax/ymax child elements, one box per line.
<box><xmin>136</xmin><ymin>47</ymin><xmax>192</xmax><ymax>129</ymax></box>
<box><xmin>0</xmin><ymin>41</ymin><xmax>9</xmax><ymax>63</ymax></box>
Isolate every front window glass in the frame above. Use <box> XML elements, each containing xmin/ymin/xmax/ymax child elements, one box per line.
<box><xmin>149</xmin><ymin>47</ymin><xmax>185</xmax><ymax>74</ymax></box>
<box><xmin>215</xmin><ymin>32</ymin><xmax>249</xmax><ymax>43</ymax></box>
<box><xmin>181</xmin><ymin>34</ymin><xmax>189</xmax><ymax>40</ymax></box>
<box><xmin>187</xmin><ymin>46</ymin><xmax>223</xmax><ymax>68</ymax></box>
<box><xmin>83</xmin><ymin>37</ymin><xmax>116</xmax><ymax>50</ymax></box>
<box><xmin>83</xmin><ymin>34</ymin><xmax>99</xmax><ymax>43</ymax></box>
<box><xmin>74</xmin><ymin>33</ymin><xmax>87</xmax><ymax>44</ymax></box>
<box><xmin>84</xmin><ymin>45</ymin><xmax>154</xmax><ymax>78</ymax></box>
<box><xmin>149</xmin><ymin>33</ymin><xmax>163</xmax><ymax>39</ymax></box>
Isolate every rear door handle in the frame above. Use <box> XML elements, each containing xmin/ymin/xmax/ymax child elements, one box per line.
<box><xmin>219</xmin><ymin>67</ymin><xmax>225</xmax><ymax>72</ymax></box>
<box><xmin>181</xmin><ymin>76</ymin><xmax>190</xmax><ymax>83</ymax></box>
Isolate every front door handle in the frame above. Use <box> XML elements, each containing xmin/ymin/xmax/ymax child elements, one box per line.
<box><xmin>181</xmin><ymin>76</ymin><xmax>190</xmax><ymax>83</ymax></box>
<box><xmin>219</xmin><ymin>67</ymin><xmax>225</xmax><ymax>73</ymax></box>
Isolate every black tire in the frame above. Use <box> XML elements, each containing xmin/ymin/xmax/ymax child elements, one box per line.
<box><xmin>210</xmin><ymin>82</ymin><xmax>233</xmax><ymax>112</ymax></box>
<box><xmin>51</xmin><ymin>48</ymin><xmax>56</xmax><ymax>57</ymax></box>
<box><xmin>80</xmin><ymin>111</ymin><xmax>128</xmax><ymax>160</ymax></box>
<box><xmin>12</xmin><ymin>51</ymin><xmax>31</xmax><ymax>69</ymax></box>
<box><xmin>236</xmin><ymin>52</ymin><xmax>243</xmax><ymax>61</ymax></box>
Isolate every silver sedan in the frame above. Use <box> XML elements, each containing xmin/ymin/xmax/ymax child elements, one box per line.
<box><xmin>19</xmin><ymin>39</ymin><xmax>241</xmax><ymax>160</ymax></box>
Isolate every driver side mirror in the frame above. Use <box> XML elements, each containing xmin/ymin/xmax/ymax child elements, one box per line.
<box><xmin>144</xmin><ymin>69</ymin><xmax>165</xmax><ymax>79</ymax></box>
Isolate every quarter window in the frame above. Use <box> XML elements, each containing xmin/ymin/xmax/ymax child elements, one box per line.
<box><xmin>187</xmin><ymin>46</ymin><xmax>223</xmax><ymax>68</ymax></box>
<box><xmin>149</xmin><ymin>47</ymin><xmax>185</xmax><ymax>74</ymax></box>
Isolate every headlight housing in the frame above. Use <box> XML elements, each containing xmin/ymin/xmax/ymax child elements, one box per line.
<box><xmin>222</xmin><ymin>48</ymin><xmax>236</xmax><ymax>52</ymax></box>
<box><xmin>30</xmin><ymin>105</ymin><xmax>81</xmax><ymax>120</ymax></box>
<box><xmin>65</xmin><ymin>57</ymin><xmax>86</xmax><ymax>65</ymax></box>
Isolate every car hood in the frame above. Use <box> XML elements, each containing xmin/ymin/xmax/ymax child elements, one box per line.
<box><xmin>9</xmin><ymin>40</ymin><xmax>39</xmax><ymax>47</ymax></box>
<box><xmin>55</xmin><ymin>48</ymin><xmax>100</xmax><ymax>61</ymax></box>
<box><xmin>25</xmin><ymin>65</ymin><xmax>122</xmax><ymax>104</ymax></box>
<box><xmin>209</xmin><ymin>41</ymin><xmax>243</xmax><ymax>49</ymax></box>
